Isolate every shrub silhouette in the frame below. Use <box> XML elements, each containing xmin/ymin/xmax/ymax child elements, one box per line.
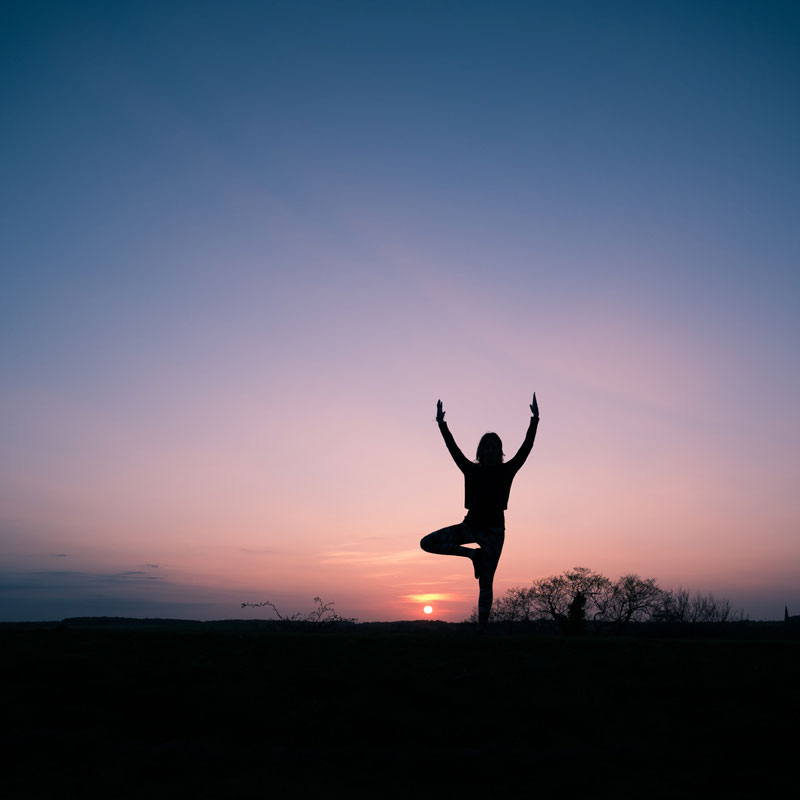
<box><xmin>471</xmin><ymin>567</ymin><xmax>743</xmax><ymax>626</ymax></box>
<box><xmin>655</xmin><ymin>588</ymin><xmax>735</xmax><ymax>623</ymax></box>
<box><xmin>241</xmin><ymin>596</ymin><xmax>357</xmax><ymax>626</ymax></box>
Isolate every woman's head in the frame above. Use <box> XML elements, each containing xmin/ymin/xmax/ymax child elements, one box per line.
<box><xmin>476</xmin><ymin>433</ymin><xmax>504</xmax><ymax>466</ymax></box>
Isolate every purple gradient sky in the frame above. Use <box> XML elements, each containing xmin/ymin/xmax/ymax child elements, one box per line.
<box><xmin>2</xmin><ymin>1</ymin><xmax>798</xmax><ymax>621</ymax></box>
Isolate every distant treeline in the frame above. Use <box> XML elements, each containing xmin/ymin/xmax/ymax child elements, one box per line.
<box><xmin>472</xmin><ymin>566</ymin><xmax>745</xmax><ymax>630</ymax></box>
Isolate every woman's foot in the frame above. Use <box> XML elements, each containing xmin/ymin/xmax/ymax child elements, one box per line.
<box><xmin>471</xmin><ymin>549</ymin><xmax>483</xmax><ymax>580</ymax></box>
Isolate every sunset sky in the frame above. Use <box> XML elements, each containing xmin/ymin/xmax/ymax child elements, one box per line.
<box><xmin>2</xmin><ymin>1</ymin><xmax>798</xmax><ymax>622</ymax></box>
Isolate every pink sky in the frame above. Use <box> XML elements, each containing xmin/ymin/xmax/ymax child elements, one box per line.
<box><xmin>3</xmin><ymin>274</ymin><xmax>797</xmax><ymax>621</ymax></box>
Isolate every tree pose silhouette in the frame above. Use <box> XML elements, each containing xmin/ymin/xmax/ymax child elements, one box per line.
<box><xmin>420</xmin><ymin>394</ymin><xmax>540</xmax><ymax>625</ymax></box>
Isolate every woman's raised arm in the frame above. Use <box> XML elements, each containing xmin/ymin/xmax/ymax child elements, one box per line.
<box><xmin>436</xmin><ymin>399</ymin><xmax>472</xmax><ymax>473</ymax></box>
<box><xmin>507</xmin><ymin>392</ymin><xmax>540</xmax><ymax>471</ymax></box>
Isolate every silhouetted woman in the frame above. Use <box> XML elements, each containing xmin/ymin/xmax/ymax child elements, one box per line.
<box><xmin>420</xmin><ymin>394</ymin><xmax>539</xmax><ymax>625</ymax></box>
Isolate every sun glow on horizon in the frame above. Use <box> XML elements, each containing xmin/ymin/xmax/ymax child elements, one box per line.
<box><xmin>423</xmin><ymin>605</ymin><xmax>433</xmax><ymax>615</ymax></box>
<box><xmin>405</xmin><ymin>593</ymin><xmax>450</xmax><ymax>604</ymax></box>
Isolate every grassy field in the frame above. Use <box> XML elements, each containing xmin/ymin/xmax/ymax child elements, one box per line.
<box><xmin>2</xmin><ymin>620</ymin><xmax>798</xmax><ymax>798</ymax></box>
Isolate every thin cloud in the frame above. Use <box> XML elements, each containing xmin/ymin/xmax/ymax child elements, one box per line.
<box><xmin>319</xmin><ymin>548</ymin><xmax>427</xmax><ymax>567</ymax></box>
<box><xmin>0</xmin><ymin>568</ymin><xmax>243</xmax><ymax>622</ymax></box>
<box><xmin>0</xmin><ymin>569</ymin><xmax>166</xmax><ymax>592</ymax></box>
<box><xmin>23</xmin><ymin>553</ymin><xmax>70</xmax><ymax>559</ymax></box>
<box><xmin>397</xmin><ymin>579</ymin><xmax>464</xmax><ymax>589</ymax></box>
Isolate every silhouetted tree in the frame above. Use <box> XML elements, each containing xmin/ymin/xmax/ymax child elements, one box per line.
<box><xmin>483</xmin><ymin>585</ymin><xmax>539</xmax><ymax>622</ymax></box>
<box><xmin>654</xmin><ymin>587</ymin><xmax>692</xmax><ymax>622</ymax></box>
<box><xmin>691</xmin><ymin>592</ymin><xmax>733</xmax><ymax>622</ymax></box>
<box><xmin>531</xmin><ymin>566</ymin><xmax>612</xmax><ymax>622</ymax></box>
<box><xmin>601</xmin><ymin>574</ymin><xmax>665</xmax><ymax>625</ymax></box>
<box><xmin>474</xmin><ymin>567</ymin><xmax>610</xmax><ymax>623</ymax></box>
<box><xmin>471</xmin><ymin>569</ymin><xmax>742</xmax><ymax>626</ymax></box>
<box><xmin>563</xmin><ymin>589</ymin><xmax>587</xmax><ymax>634</ymax></box>
<box><xmin>655</xmin><ymin>589</ymin><xmax>737</xmax><ymax>623</ymax></box>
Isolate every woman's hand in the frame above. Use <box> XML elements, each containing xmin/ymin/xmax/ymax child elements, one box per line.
<box><xmin>530</xmin><ymin>392</ymin><xmax>539</xmax><ymax>418</ymax></box>
<box><xmin>436</xmin><ymin>399</ymin><xmax>445</xmax><ymax>423</ymax></box>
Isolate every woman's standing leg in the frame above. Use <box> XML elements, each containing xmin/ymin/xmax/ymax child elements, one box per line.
<box><xmin>474</xmin><ymin>528</ymin><xmax>505</xmax><ymax>625</ymax></box>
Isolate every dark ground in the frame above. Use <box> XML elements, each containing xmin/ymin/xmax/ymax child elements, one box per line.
<box><xmin>2</xmin><ymin>619</ymin><xmax>798</xmax><ymax>798</ymax></box>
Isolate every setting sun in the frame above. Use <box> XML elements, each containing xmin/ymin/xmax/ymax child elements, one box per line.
<box><xmin>423</xmin><ymin>605</ymin><xmax>433</xmax><ymax>615</ymax></box>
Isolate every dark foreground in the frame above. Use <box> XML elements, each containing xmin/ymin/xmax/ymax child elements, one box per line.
<box><xmin>3</xmin><ymin>619</ymin><xmax>798</xmax><ymax>798</ymax></box>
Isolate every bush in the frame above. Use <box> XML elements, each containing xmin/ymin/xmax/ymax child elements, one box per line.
<box><xmin>241</xmin><ymin>597</ymin><xmax>357</xmax><ymax>626</ymax></box>
<box><xmin>655</xmin><ymin>588</ymin><xmax>739</xmax><ymax>623</ymax></box>
<box><xmin>473</xmin><ymin>568</ymin><xmax>743</xmax><ymax>627</ymax></box>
